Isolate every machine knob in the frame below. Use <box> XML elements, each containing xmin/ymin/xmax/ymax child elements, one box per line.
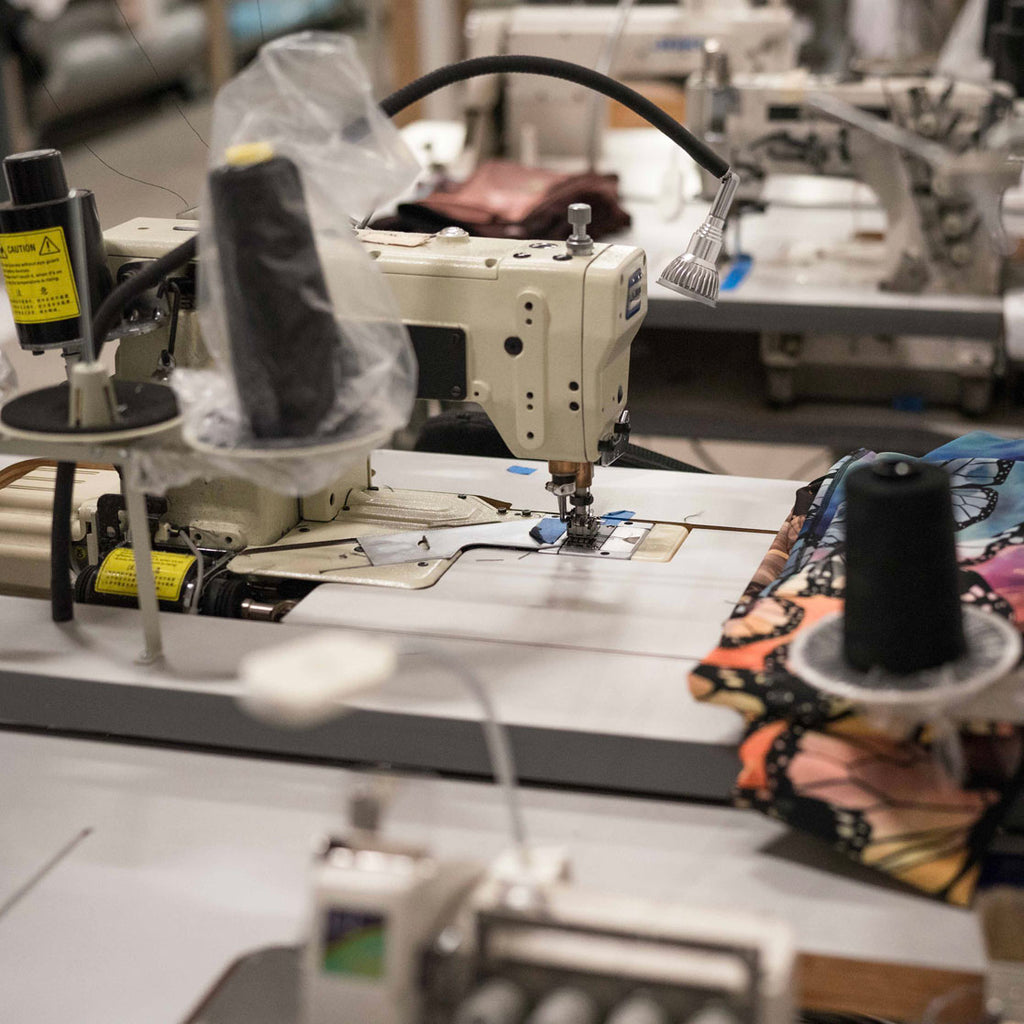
<box><xmin>702</xmin><ymin>38</ymin><xmax>731</xmax><ymax>87</ymax></box>
<box><xmin>438</xmin><ymin>225</ymin><xmax>471</xmax><ymax>242</ymax></box>
<box><xmin>566</xmin><ymin>203</ymin><xmax>594</xmax><ymax>256</ymax></box>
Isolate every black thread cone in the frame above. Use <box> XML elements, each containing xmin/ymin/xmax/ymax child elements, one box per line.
<box><xmin>843</xmin><ymin>458</ymin><xmax>965</xmax><ymax>675</ymax></box>
<box><xmin>4</xmin><ymin>149</ymin><xmax>69</xmax><ymax>205</ymax></box>
<box><xmin>209</xmin><ymin>154</ymin><xmax>355</xmax><ymax>440</ymax></box>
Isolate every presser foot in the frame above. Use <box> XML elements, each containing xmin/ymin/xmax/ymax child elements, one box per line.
<box><xmin>564</xmin><ymin>480</ymin><xmax>599</xmax><ymax>546</ymax></box>
<box><xmin>546</xmin><ymin>461</ymin><xmax>597</xmax><ymax>543</ymax></box>
<box><xmin>563</xmin><ymin>504</ymin><xmax>601</xmax><ymax>548</ymax></box>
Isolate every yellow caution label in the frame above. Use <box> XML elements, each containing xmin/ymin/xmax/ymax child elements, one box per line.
<box><xmin>95</xmin><ymin>548</ymin><xmax>196</xmax><ymax>603</ymax></box>
<box><xmin>0</xmin><ymin>225</ymin><xmax>80</xmax><ymax>325</ymax></box>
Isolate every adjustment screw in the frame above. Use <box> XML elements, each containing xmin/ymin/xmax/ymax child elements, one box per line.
<box><xmin>566</xmin><ymin>203</ymin><xmax>594</xmax><ymax>257</ymax></box>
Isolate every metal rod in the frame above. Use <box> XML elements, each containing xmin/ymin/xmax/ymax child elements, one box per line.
<box><xmin>124</xmin><ymin>480</ymin><xmax>162</xmax><ymax>663</ymax></box>
<box><xmin>68</xmin><ymin>191</ymin><xmax>95</xmax><ymax>366</ymax></box>
<box><xmin>585</xmin><ymin>0</ymin><xmax>636</xmax><ymax>172</ymax></box>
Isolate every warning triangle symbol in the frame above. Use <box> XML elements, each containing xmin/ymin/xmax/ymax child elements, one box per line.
<box><xmin>38</xmin><ymin>235</ymin><xmax>60</xmax><ymax>256</ymax></box>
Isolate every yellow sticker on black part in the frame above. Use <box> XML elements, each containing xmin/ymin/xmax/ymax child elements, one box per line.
<box><xmin>95</xmin><ymin>548</ymin><xmax>196</xmax><ymax>603</ymax></box>
<box><xmin>0</xmin><ymin>225</ymin><xmax>80</xmax><ymax>325</ymax></box>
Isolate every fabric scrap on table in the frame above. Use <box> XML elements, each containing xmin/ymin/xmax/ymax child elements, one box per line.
<box><xmin>530</xmin><ymin>518</ymin><xmax>568</xmax><ymax>545</ymax></box>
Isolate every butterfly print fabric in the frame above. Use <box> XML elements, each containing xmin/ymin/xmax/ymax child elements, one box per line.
<box><xmin>690</xmin><ymin>432</ymin><xmax>1024</xmax><ymax>905</ymax></box>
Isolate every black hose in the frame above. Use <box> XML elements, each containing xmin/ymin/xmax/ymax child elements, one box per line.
<box><xmin>92</xmin><ymin>233</ymin><xmax>197</xmax><ymax>361</ymax></box>
<box><xmin>379</xmin><ymin>54</ymin><xmax>731</xmax><ymax>180</ymax></box>
<box><xmin>618</xmin><ymin>442</ymin><xmax>711</xmax><ymax>474</ymax></box>
<box><xmin>50</xmin><ymin>461</ymin><xmax>75</xmax><ymax>622</ymax></box>
<box><xmin>93</xmin><ymin>59</ymin><xmax>720</xmax><ymax>362</ymax></box>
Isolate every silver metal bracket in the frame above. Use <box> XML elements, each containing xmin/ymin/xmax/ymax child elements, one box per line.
<box><xmin>597</xmin><ymin>409</ymin><xmax>631</xmax><ymax>467</ymax></box>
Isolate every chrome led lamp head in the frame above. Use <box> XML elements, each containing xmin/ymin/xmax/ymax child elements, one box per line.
<box><xmin>658</xmin><ymin>171</ymin><xmax>741</xmax><ymax>307</ymax></box>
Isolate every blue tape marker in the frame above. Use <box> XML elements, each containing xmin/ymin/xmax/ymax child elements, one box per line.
<box><xmin>530</xmin><ymin>518</ymin><xmax>567</xmax><ymax>544</ymax></box>
<box><xmin>508</xmin><ymin>465</ymin><xmax>538</xmax><ymax>475</ymax></box>
<box><xmin>721</xmin><ymin>253</ymin><xmax>753</xmax><ymax>293</ymax></box>
<box><xmin>892</xmin><ymin>394</ymin><xmax>925</xmax><ymax>413</ymax></box>
<box><xmin>602</xmin><ymin>510</ymin><xmax>635</xmax><ymax>523</ymax></box>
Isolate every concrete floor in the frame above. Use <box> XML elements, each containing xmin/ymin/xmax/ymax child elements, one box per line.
<box><xmin>64</xmin><ymin>96</ymin><xmax>212</xmax><ymax>226</ymax></box>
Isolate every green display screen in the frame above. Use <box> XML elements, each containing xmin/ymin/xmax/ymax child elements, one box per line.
<box><xmin>322</xmin><ymin>908</ymin><xmax>387</xmax><ymax>978</ymax></box>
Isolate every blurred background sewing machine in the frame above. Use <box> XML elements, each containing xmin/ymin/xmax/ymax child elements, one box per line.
<box><xmin>685</xmin><ymin>60</ymin><xmax>1024</xmax><ymax>412</ymax></box>
<box><xmin>376</xmin><ymin>1</ymin><xmax>1024</xmax><ymax>424</ymax></box>
<box><xmin>461</xmin><ymin>0</ymin><xmax>797</xmax><ymax>167</ymax></box>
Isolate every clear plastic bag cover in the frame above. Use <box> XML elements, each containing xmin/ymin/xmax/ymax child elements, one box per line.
<box><xmin>207</xmin><ymin>32</ymin><xmax>422</xmax><ymax>224</ymax></box>
<box><xmin>0</xmin><ymin>347</ymin><xmax>17</xmax><ymax>405</ymax></box>
<box><xmin>139</xmin><ymin>32</ymin><xmax>421</xmax><ymax>496</ymax></box>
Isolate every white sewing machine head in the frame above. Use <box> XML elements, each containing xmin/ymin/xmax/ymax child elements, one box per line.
<box><xmin>303</xmin><ymin>812</ymin><xmax>794</xmax><ymax>1024</ymax></box>
<box><xmin>105</xmin><ymin>215</ymin><xmax>646</xmax><ymax>472</ymax></box>
<box><xmin>105</xmin><ymin>208</ymin><xmax>646</xmax><ymax>541</ymax></box>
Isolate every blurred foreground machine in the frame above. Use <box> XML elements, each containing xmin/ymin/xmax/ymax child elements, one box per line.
<box><xmin>687</xmin><ymin>62</ymin><xmax>1023</xmax><ymax>411</ymax></box>
<box><xmin>462</xmin><ymin>1</ymin><xmax>796</xmax><ymax>166</ymax></box>
<box><xmin>188</xmin><ymin>790</ymin><xmax>794</xmax><ymax>1024</ymax></box>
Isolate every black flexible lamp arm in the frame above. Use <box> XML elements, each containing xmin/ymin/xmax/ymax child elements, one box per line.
<box><xmin>380</xmin><ymin>55</ymin><xmax>741</xmax><ymax>306</ymax></box>
<box><xmin>378</xmin><ymin>54</ymin><xmax>732</xmax><ymax>181</ymax></box>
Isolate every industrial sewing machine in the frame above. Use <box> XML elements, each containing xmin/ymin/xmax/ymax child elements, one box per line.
<box><xmin>0</xmin><ymin>164</ymin><xmax>806</xmax><ymax>1018</ymax></box>
<box><xmin>685</xmin><ymin>60</ymin><xmax>1023</xmax><ymax>411</ymax></box>
<box><xmin>0</xmin><ymin>34</ymin><xmax>748</xmax><ymax>630</ymax></box>
<box><xmin>0</xmin><ymin>201</ymin><xmax>673</xmax><ymax>618</ymax></box>
<box><xmin>461</xmin><ymin>1</ymin><xmax>796</xmax><ymax>166</ymax></box>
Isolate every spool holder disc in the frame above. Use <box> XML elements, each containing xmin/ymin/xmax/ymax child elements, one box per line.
<box><xmin>0</xmin><ymin>379</ymin><xmax>180</xmax><ymax>441</ymax></box>
<box><xmin>788</xmin><ymin>608</ymin><xmax>1022</xmax><ymax>719</ymax></box>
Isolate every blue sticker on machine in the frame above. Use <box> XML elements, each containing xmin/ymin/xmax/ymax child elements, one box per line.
<box><xmin>626</xmin><ymin>265</ymin><xmax>644</xmax><ymax>320</ymax></box>
<box><xmin>530</xmin><ymin>518</ymin><xmax>568</xmax><ymax>544</ymax></box>
<box><xmin>721</xmin><ymin>254</ymin><xmax>753</xmax><ymax>293</ymax></box>
<box><xmin>508</xmin><ymin>465</ymin><xmax>538</xmax><ymax>475</ymax></box>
